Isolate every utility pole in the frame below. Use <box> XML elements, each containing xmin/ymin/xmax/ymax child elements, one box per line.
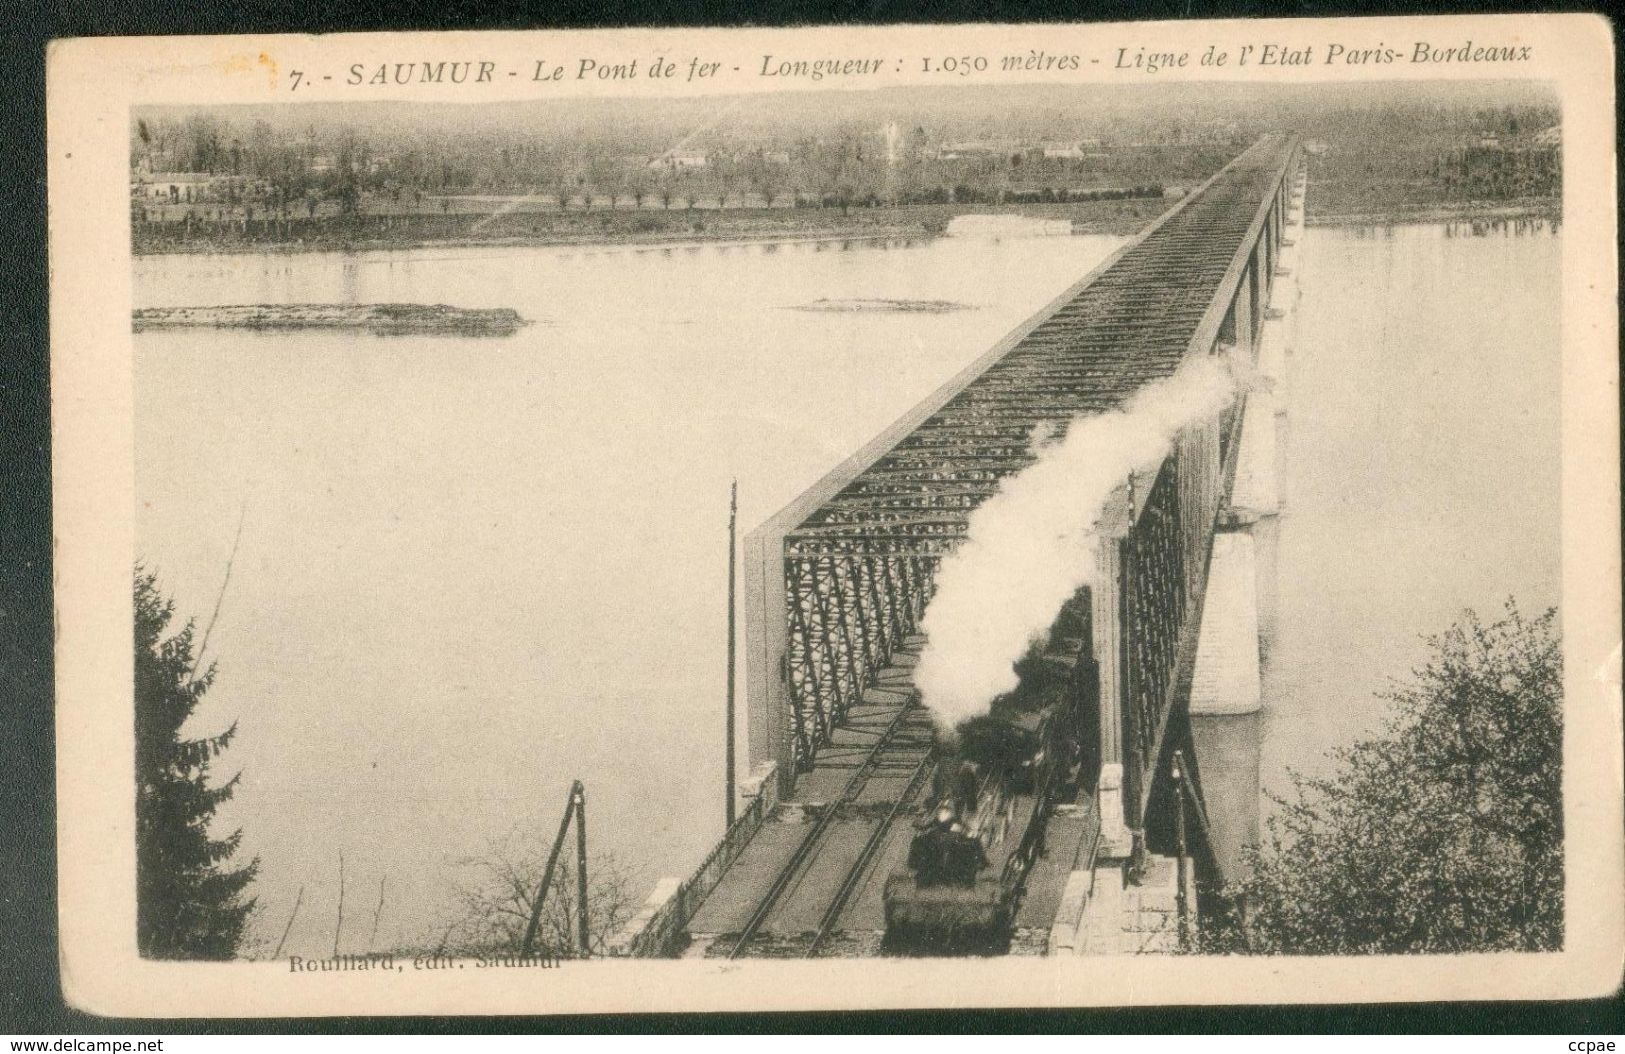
<box><xmin>1172</xmin><ymin>751</ymin><xmax>1192</xmax><ymax>950</ymax></box>
<box><xmin>521</xmin><ymin>779</ymin><xmax>584</xmax><ymax>959</ymax></box>
<box><xmin>725</xmin><ymin>479</ymin><xmax>738</xmax><ymax>829</ymax></box>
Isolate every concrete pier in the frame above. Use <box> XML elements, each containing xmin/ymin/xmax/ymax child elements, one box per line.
<box><xmin>1188</xmin><ymin>532</ymin><xmax>1263</xmax><ymax>884</ymax></box>
<box><xmin>1187</xmin><ymin>162</ymin><xmax>1308</xmax><ymax>889</ymax></box>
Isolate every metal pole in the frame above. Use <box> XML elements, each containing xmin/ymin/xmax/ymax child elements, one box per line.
<box><xmin>726</xmin><ymin>479</ymin><xmax>738</xmax><ymax>829</ymax></box>
<box><xmin>520</xmin><ymin>779</ymin><xmax>582</xmax><ymax>958</ymax></box>
<box><xmin>575</xmin><ymin>784</ymin><xmax>590</xmax><ymax>956</ymax></box>
<box><xmin>1172</xmin><ymin>751</ymin><xmax>1190</xmax><ymax>950</ymax></box>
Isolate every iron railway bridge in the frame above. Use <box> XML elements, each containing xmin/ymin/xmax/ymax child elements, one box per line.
<box><xmin>749</xmin><ymin>133</ymin><xmax>1297</xmax><ymax>819</ymax></box>
<box><xmin>616</xmin><ymin>133</ymin><xmax>1305</xmax><ymax>957</ymax></box>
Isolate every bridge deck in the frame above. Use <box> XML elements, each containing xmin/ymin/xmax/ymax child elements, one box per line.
<box><xmin>1014</xmin><ymin>803</ymin><xmax>1100</xmax><ymax>933</ymax></box>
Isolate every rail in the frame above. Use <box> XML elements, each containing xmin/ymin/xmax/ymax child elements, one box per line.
<box><xmin>807</xmin><ymin>749</ymin><xmax>936</xmax><ymax>955</ymax></box>
<box><xmin>727</xmin><ymin>698</ymin><xmax>925</xmax><ymax>959</ymax></box>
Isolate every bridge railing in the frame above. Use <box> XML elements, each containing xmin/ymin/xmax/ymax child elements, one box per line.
<box><xmin>607</xmin><ymin>780</ymin><xmax>772</xmax><ymax>957</ymax></box>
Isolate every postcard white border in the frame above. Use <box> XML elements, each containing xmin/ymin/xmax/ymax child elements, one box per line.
<box><xmin>48</xmin><ymin>14</ymin><xmax>1621</xmax><ymax>1016</ymax></box>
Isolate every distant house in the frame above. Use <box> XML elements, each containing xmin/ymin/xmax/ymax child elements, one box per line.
<box><xmin>938</xmin><ymin>142</ymin><xmax>1004</xmax><ymax>160</ymax></box>
<box><xmin>1040</xmin><ymin>143</ymin><xmax>1088</xmax><ymax>160</ymax></box>
<box><xmin>762</xmin><ymin>150</ymin><xmax>792</xmax><ymax>165</ymax></box>
<box><xmin>137</xmin><ymin>172</ymin><xmax>215</xmax><ymax>202</ymax></box>
<box><xmin>1532</xmin><ymin>126</ymin><xmax>1561</xmax><ymax>148</ymax></box>
<box><xmin>1304</xmin><ymin>140</ymin><xmax>1331</xmax><ymax>157</ymax></box>
<box><xmin>648</xmin><ymin>152</ymin><xmax>709</xmax><ymax>170</ymax></box>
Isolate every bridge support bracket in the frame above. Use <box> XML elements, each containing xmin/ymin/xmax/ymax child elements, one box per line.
<box><xmin>1096</xmin><ymin>763</ymin><xmax>1134</xmax><ymax>860</ymax></box>
<box><xmin>737</xmin><ymin>760</ymin><xmax>779</xmax><ymax>817</ymax></box>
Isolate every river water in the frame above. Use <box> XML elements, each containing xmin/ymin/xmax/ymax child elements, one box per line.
<box><xmin>132</xmin><ymin>217</ymin><xmax>1561</xmax><ymax>958</ymax></box>
<box><xmin>1260</xmin><ymin>219</ymin><xmax>1562</xmax><ymax>801</ymax></box>
<box><xmin>132</xmin><ymin>231</ymin><xmax>1126</xmax><ymax>957</ymax></box>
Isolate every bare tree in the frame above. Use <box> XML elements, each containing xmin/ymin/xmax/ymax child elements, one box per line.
<box><xmin>439</xmin><ymin>825</ymin><xmax>639</xmax><ymax>958</ymax></box>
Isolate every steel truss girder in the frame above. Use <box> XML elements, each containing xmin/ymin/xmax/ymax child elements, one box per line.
<box><xmin>775</xmin><ymin>134</ymin><xmax>1299</xmax><ymax>773</ymax></box>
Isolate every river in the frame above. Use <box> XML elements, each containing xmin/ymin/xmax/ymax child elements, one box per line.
<box><xmin>1260</xmin><ymin>218</ymin><xmax>1562</xmax><ymax>802</ymax></box>
<box><xmin>132</xmin><ymin>216</ymin><xmax>1561</xmax><ymax>958</ymax></box>
<box><xmin>132</xmin><ymin>230</ymin><xmax>1127</xmax><ymax>957</ymax></box>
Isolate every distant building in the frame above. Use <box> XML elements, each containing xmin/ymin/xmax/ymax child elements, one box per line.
<box><xmin>762</xmin><ymin>150</ymin><xmax>792</xmax><ymax>165</ymax></box>
<box><xmin>1532</xmin><ymin>126</ymin><xmax>1561</xmax><ymax>148</ymax></box>
<box><xmin>648</xmin><ymin>152</ymin><xmax>709</xmax><ymax>170</ymax></box>
<box><xmin>137</xmin><ymin>172</ymin><xmax>214</xmax><ymax>202</ymax></box>
<box><xmin>1036</xmin><ymin>137</ymin><xmax>1105</xmax><ymax>160</ymax></box>
<box><xmin>131</xmin><ymin>170</ymin><xmax>271</xmax><ymax>204</ymax></box>
<box><xmin>937</xmin><ymin>142</ymin><xmax>1005</xmax><ymax>160</ymax></box>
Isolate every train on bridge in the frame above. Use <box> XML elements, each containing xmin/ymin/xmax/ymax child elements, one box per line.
<box><xmin>883</xmin><ymin>590</ymin><xmax>1099</xmax><ymax>955</ymax></box>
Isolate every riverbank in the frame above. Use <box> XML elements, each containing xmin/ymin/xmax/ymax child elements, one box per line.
<box><xmin>1306</xmin><ymin>197</ymin><xmax>1561</xmax><ymax>229</ymax></box>
<box><xmin>132</xmin><ymin>191</ymin><xmax>1562</xmax><ymax>257</ymax></box>
<box><xmin>131</xmin><ymin>199</ymin><xmax>1166</xmax><ymax>256</ymax></box>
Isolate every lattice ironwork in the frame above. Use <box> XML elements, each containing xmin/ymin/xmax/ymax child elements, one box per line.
<box><xmin>776</xmin><ymin>134</ymin><xmax>1298</xmax><ymax>773</ymax></box>
<box><xmin>783</xmin><ymin>553</ymin><xmax>937</xmax><ymax>767</ymax></box>
<box><xmin>1121</xmin><ymin>461</ymin><xmax>1188</xmax><ymax>803</ymax></box>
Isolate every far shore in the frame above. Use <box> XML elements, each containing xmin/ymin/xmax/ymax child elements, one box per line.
<box><xmin>1304</xmin><ymin>198</ymin><xmax>1561</xmax><ymax>229</ymax></box>
<box><xmin>131</xmin><ymin>196</ymin><xmax>1561</xmax><ymax>258</ymax></box>
<box><xmin>134</xmin><ymin>221</ymin><xmax>955</xmax><ymax>258</ymax></box>
<box><xmin>130</xmin><ymin>198</ymin><xmax>1171</xmax><ymax>258</ymax></box>
<box><xmin>133</xmin><ymin>302</ymin><xmax>528</xmax><ymax>336</ymax></box>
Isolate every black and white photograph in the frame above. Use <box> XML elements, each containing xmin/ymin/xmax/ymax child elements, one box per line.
<box><xmin>45</xmin><ymin>15</ymin><xmax>1620</xmax><ymax>1016</ymax></box>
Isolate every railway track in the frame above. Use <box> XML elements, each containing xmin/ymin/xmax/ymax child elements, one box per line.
<box><xmin>726</xmin><ymin>693</ymin><xmax>936</xmax><ymax>959</ymax></box>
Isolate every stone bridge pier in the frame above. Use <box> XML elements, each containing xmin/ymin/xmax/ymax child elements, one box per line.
<box><xmin>1186</xmin><ymin>160</ymin><xmax>1308</xmax><ymax>892</ymax></box>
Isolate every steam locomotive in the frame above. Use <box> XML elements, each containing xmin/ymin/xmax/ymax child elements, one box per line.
<box><xmin>882</xmin><ymin>589</ymin><xmax>1099</xmax><ymax>955</ymax></box>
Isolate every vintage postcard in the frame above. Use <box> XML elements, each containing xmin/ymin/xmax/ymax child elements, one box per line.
<box><xmin>47</xmin><ymin>14</ymin><xmax>1620</xmax><ymax>1017</ymax></box>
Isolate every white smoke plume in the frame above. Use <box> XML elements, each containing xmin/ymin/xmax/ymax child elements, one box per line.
<box><xmin>913</xmin><ymin>349</ymin><xmax>1247</xmax><ymax>729</ymax></box>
